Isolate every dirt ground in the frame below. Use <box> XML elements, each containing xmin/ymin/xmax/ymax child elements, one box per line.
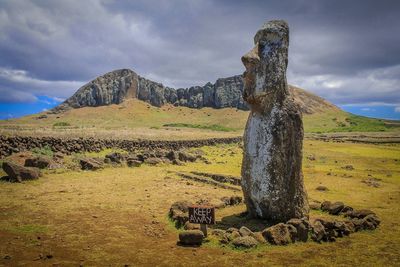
<box><xmin>0</xmin><ymin>140</ymin><xmax>399</xmax><ymax>266</ymax></box>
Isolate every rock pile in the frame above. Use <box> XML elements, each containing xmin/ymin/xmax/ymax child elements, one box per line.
<box><xmin>79</xmin><ymin>149</ymin><xmax>202</xmax><ymax>171</ymax></box>
<box><xmin>170</xmin><ymin>197</ymin><xmax>380</xmax><ymax>247</ymax></box>
<box><xmin>309</xmin><ymin>200</ymin><xmax>380</xmax><ymax>243</ymax></box>
<box><xmin>0</xmin><ymin>135</ymin><xmax>241</xmax><ymax>158</ymax></box>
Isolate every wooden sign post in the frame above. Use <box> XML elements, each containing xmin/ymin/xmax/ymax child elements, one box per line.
<box><xmin>188</xmin><ymin>206</ymin><xmax>215</xmax><ymax>237</ymax></box>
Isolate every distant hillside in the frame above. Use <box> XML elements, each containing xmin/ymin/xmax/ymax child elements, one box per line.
<box><xmin>1</xmin><ymin>69</ymin><xmax>397</xmax><ymax>140</ymax></box>
<box><xmin>52</xmin><ymin>69</ymin><xmax>340</xmax><ymax>115</ymax></box>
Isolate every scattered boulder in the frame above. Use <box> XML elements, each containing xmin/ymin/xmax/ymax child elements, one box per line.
<box><xmin>350</xmin><ymin>214</ymin><xmax>380</xmax><ymax>231</ymax></box>
<box><xmin>178</xmin><ymin>151</ymin><xmax>197</xmax><ymax>162</ymax></box>
<box><xmin>179</xmin><ymin>230</ymin><xmax>204</xmax><ymax>246</ymax></box>
<box><xmin>184</xmin><ymin>222</ymin><xmax>200</xmax><ymax>230</ymax></box>
<box><xmin>226</xmin><ymin>230</ymin><xmax>241</xmax><ymax>242</ymax></box>
<box><xmin>316</xmin><ymin>185</ymin><xmax>329</xmax><ymax>191</ymax></box>
<box><xmin>169</xmin><ymin>201</ymin><xmax>191</xmax><ymax>227</ymax></box>
<box><xmin>239</xmin><ymin>226</ymin><xmax>253</xmax><ymax>237</ymax></box>
<box><xmin>127</xmin><ymin>159</ymin><xmax>142</xmax><ymax>167</ymax></box>
<box><xmin>362</xmin><ymin>177</ymin><xmax>381</xmax><ymax>188</ymax></box>
<box><xmin>311</xmin><ymin>221</ymin><xmax>326</xmax><ymax>243</ymax></box>
<box><xmin>343</xmin><ymin>221</ymin><xmax>356</xmax><ymax>235</ymax></box>
<box><xmin>345</xmin><ymin>209</ymin><xmax>376</xmax><ymax>219</ymax></box>
<box><xmin>342</xmin><ymin>165</ymin><xmax>354</xmax><ymax>170</ymax></box>
<box><xmin>226</xmin><ymin>227</ymin><xmax>239</xmax><ymax>233</ymax></box>
<box><xmin>287</xmin><ymin>218</ymin><xmax>309</xmax><ymax>242</ymax></box>
<box><xmin>80</xmin><ymin>158</ymin><xmax>103</xmax><ymax>170</ymax></box>
<box><xmin>105</xmin><ymin>152</ymin><xmax>125</xmax><ymax>164</ymax></box>
<box><xmin>320</xmin><ymin>201</ymin><xmax>332</xmax><ymax>212</ymax></box>
<box><xmin>328</xmin><ymin>202</ymin><xmax>345</xmax><ymax>215</ymax></box>
<box><xmin>231</xmin><ymin>236</ymin><xmax>258</xmax><ymax>248</ymax></box>
<box><xmin>341</xmin><ymin>205</ymin><xmax>353</xmax><ymax>214</ymax></box>
<box><xmin>252</xmin><ymin>232</ymin><xmax>267</xmax><ymax>244</ymax></box>
<box><xmin>24</xmin><ymin>156</ymin><xmax>51</xmax><ymax>169</ymax></box>
<box><xmin>2</xmin><ymin>161</ymin><xmax>40</xmax><ymax>182</ymax></box>
<box><xmin>307</xmin><ymin>154</ymin><xmax>316</xmax><ymax>161</ymax></box>
<box><xmin>37</xmin><ymin>114</ymin><xmax>48</xmax><ymax>119</ymax></box>
<box><xmin>144</xmin><ymin>157</ymin><xmax>163</xmax><ymax>165</ymax></box>
<box><xmin>211</xmin><ymin>229</ymin><xmax>225</xmax><ymax>238</ymax></box>
<box><xmin>309</xmin><ymin>201</ymin><xmax>321</xmax><ymax>210</ymax></box>
<box><xmin>166</xmin><ymin>151</ymin><xmax>179</xmax><ymax>161</ymax></box>
<box><xmin>262</xmin><ymin>223</ymin><xmax>292</xmax><ymax>245</ymax></box>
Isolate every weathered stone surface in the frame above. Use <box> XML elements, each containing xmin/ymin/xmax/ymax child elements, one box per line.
<box><xmin>105</xmin><ymin>152</ymin><xmax>125</xmax><ymax>164</ymax></box>
<box><xmin>144</xmin><ymin>157</ymin><xmax>163</xmax><ymax>165</ymax></box>
<box><xmin>316</xmin><ymin>185</ymin><xmax>329</xmax><ymax>191</ymax></box>
<box><xmin>328</xmin><ymin>202</ymin><xmax>345</xmax><ymax>215</ymax></box>
<box><xmin>262</xmin><ymin>223</ymin><xmax>292</xmax><ymax>245</ymax></box>
<box><xmin>311</xmin><ymin>221</ymin><xmax>326</xmax><ymax>243</ymax></box>
<box><xmin>231</xmin><ymin>236</ymin><xmax>258</xmax><ymax>248</ymax></box>
<box><xmin>169</xmin><ymin>201</ymin><xmax>191</xmax><ymax>228</ymax></box>
<box><xmin>54</xmin><ymin>69</ymin><xmax>139</xmax><ymax>111</ymax></box>
<box><xmin>345</xmin><ymin>209</ymin><xmax>376</xmax><ymax>219</ymax></box>
<box><xmin>24</xmin><ymin>156</ymin><xmax>52</xmax><ymax>169</ymax></box>
<box><xmin>127</xmin><ymin>159</ymin><xmax>142</xmax><ymax>167</ymax></box>
<box><xmin>178</xmin><ymin>151</ymin><xmax>197</xmax><ymax>162</ymax></box>
<box><xmin>51</xmin><ymin>72</ymin><xmax>339</xmax><ymax>115</ymax></box>
<box><xmin>239</xmin><ymin>226</ymin><xmax>254</xmax><ymax>237</ymax></box>
<box><xmin>80</xmin><ymin>158</ymin><xmax>103</xmax><ymax>170</ymax></box>
<box><xmin>184</xmin><ymin>222</ymin><xmax>200</xmax><ymax>230</ymax></box>
<box><xmin>179</xmin><ymin>230</ymin><xmax>204</xmax><ymax>246</ymax></box>
<box><xmin>287</xmin><ymin>218</ymin><xmax>309</xmax><ymax>242</ymax></box>
<box><xmin>226</xmin><ymin>230</ymin><xmax>241</xmax><ymax>242</ymax></box>
<box><xmin>211</xmin><ymin>229</ymin><xmax>225</xmax><ymax>238</ymax></box>
<box><xmin>240</xmin><ymin>20</ymin><xmax>309</xmax><ymax>221</ymax></box>
<box><xmin>2</xmin><ymin>161</ymin><xmax>40</xmax><ymax>182</ymax></box>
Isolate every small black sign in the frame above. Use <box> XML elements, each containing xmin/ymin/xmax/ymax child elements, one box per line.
<box><xmin>188</xmin><ymin>206</ymin><xmax>215</xmax><ymax>225</ymax></box>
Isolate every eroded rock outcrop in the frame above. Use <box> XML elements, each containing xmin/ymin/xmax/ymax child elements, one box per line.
<box><xmin>51</xmin><ymin>71</ymin><xmax>339</xmax><ymax>114</ymax></box>
<box><xmin>241</xmin><ymin>20</ymin><xmax>309</xmax><ymax>222</ymax></box>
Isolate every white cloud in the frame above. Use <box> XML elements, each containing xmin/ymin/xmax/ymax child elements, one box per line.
<box><xmin>0</xmin><ymin>67</ymin><xmax>84</xmax><ymax>102</ymax></box>
<box><xmin>395</xmin><ymin>106</ymin><xmax>400</xmax><ymax>113</ymax></box>
<box><xmin>288</xmin><ymin>64</ymin><xmax>400</xmax><ymax>105</ymax></box>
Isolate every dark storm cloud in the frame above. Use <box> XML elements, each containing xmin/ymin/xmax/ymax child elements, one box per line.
<box><xmin>0</xmin><ymin>0</ymin><xmax>399</xmax><ymax>107</ymax></box>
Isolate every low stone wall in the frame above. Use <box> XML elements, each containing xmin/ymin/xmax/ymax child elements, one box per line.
<box><xmin>0</xmin><ymin>135</ymin><xmax>242</xmax><ymax>158</ymax></box>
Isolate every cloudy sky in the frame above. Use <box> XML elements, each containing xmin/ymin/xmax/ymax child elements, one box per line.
<box><xmin>0</xmin><ymin>0</ymin><xmax>399</xmax><ymax>119</ymax></box>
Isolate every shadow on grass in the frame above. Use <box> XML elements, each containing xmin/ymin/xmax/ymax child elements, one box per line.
<box><xmin>210</xmin><ymin>212</ymin><xmax>275</xmax><ymax>232</ymax></box>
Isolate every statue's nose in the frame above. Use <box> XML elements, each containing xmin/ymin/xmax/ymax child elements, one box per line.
<box><xmin>241</xmin><ymin>45</ymin><xmax>259</xmax><ymax>68</ymax></box>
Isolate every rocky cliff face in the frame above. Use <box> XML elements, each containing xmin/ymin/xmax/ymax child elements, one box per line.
<box><xmin>52</xmin><ymin>68</ymin><xmax>339</xmax><ymax>114</ymax></box>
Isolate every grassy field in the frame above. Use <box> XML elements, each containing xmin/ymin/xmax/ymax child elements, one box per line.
<box><xmin>0</xmin><ymin>99</ymin><xmax>399</xmax><ymax>140</ymax></box>
<box><xmin>0</xmin><ymin>140</ymin><xmax>399</xmax><ymax>266</ymax></box>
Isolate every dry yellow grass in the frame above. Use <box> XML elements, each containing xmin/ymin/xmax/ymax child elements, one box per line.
<box><xmin>0</xmin><ymin>140</ymin><xmax>399</xmax><ymax>266</ymax></box>
<box><xmin>1</xmin><ymin>99</ymin><xmax>398</xmax><ymax>140</ymax></box>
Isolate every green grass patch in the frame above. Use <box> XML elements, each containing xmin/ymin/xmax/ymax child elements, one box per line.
<box><xmin>304</xmin><ymin>111</ymin><xmax>400</xmax><ymax>133</ymax></box>
<box><xmin>163</xmin><ymin>123</ymin><xmax>236</xmax><ymax>132</ymax></box>
<box><xmin>5</xmin><ymin>224</ymin><xmax>49</xmax><ymax>234</ymax></box>
<box><xmin>53</xmin><ymin>121</ymin><xmax>71</xmax><ymax>127</ymax></box>
<box><xmin>32</xmin><ymin>145</ymin><xmax>53</xmax><ymax>157</ymax></box>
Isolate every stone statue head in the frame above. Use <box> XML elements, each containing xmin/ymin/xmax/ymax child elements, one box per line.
<box><xmin>241</xmin><ymin>20</ymin><xmax>289</xmax><ymax>111</ymax></box>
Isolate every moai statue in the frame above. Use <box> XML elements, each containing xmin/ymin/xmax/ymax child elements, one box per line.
<box><xmin>241</xmin><ymin>20</ymin><xmax>309</xmax><ymax>222</ymax></box>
